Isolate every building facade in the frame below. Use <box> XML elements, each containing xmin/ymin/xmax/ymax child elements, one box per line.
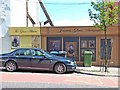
<box><xmin>0</xmin><ymin>0</ymin><xmax>10</xmax><ymax>54</ymax></box>
<box><xmin>9</xmin><ymin>27</ymin><xmax>41</xmax><ymax>51</ymax></box>
<box><xmin>9</xmin><ymin>26</ymin><xmax>119</xmax><ymax>66</ymax></box>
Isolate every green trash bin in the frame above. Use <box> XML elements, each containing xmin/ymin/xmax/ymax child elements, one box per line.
<box><xmin>84</xmin><ymin>50</ymin><xmax>92</xmax><ymax>67</ymax></box>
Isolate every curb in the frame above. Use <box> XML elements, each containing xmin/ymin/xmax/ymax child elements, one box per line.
<box><xmin>75</xmin><ymin>68</ymin><xmax>119</xmax><ymax>77</ymax></box>
<box><xmin>76</xmin><ymin>71</ymin><xmax>119</xmax><ymax>77</ymax></box>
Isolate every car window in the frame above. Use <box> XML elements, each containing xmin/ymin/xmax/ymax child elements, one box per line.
<box><xmin>14</xmin><ymin>50</ymin><xmax>20</xmax><ymax>56</ymax></box>
<box><xmin>31</xmin><ymin>50</ymin><xmax>35</xmax><ymax>56</ymax></box>
<box><xmin>14</xmin><ymin>49</ymin><xmax>31</xmax><ymax>56</ymax></box>
<box><xmin>24</xmin><ymin>50</ymin><xmax>31</xmax><ymax>56</ymax></box>
<box><xmin>36</xmin><ymin>50</ymin><xmax>43</xmax><ymax>56</ymax></box>
<box><xmin>31</xmin><ymin>49</ymin><xmax>43</xmax><ymax>56</ymax></box>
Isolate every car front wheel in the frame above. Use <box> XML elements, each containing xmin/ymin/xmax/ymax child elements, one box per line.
<box><xmin>54</xmin><ymin>63</ymin><xmax>67</xmax><ymax>74</ymax></box>
<box><xmin>5</xmin><ymin>61</ymin><xmax>17</xmax><ymax>72</ymax></box>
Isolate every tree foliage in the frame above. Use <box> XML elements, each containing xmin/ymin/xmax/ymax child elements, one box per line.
<box><xmin>88</xmin><ymin>0</ymin><xmax>120</xmax><ymax>30</ymax></box>
<box><xmin>88</xmin><ymin>0</ymin><xmax>120</xmax><ymax>72</ymax></box>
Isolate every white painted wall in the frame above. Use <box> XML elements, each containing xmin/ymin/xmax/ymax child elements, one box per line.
<box><xmin>0</xmin><ymin>0</ymin><xmax>10</xmax><ymax>54</ymax></box>
<box><xmin>0</xmin><ymin>0</ymin><xmax>40</xmax><ymax>54</ymax></box>
<box><xmin>9</xmin><ymin>0</ymin><xmax>40</xmax><ymax>27</ymax></box>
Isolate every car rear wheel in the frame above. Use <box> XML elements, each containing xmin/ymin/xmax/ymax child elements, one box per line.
<box><xmin>54</xmin><ymin>63</ymin><xmax>67</xmax><ymax>74</ymax></box>
<box><xmin>5</xmin><ymin>61</ymin><xmax>17</xmax><ymax>72</ymax></box>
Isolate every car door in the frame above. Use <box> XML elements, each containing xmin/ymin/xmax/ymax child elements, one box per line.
<box><xmin>31</xmin><ymin>49</ymin><xmax>53</xmax><ymax>70</ymax></box>
<box><xmin>14</xmin><ymin>49</ymin><xmax>32</xmax><ymax>68</ymax></box>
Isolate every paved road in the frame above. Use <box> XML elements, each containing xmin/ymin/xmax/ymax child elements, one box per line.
<box><xmin>0</xmin><ymin>69</ymin><xmax>119</xmax><ymax>88</ymax></box>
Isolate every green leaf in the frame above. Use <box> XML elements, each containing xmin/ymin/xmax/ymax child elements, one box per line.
<box><xmin>88</xmin><ymin>1</ymin><xmax>120</xmax><ymax>30</ymax></box>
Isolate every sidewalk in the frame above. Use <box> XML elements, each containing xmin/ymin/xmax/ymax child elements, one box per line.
<box><xmin>76</xmin><ymin>66</ymin><xmax>119</xmax><ymax>77</ymax></box>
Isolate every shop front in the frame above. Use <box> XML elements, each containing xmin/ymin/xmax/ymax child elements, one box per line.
<box><xmin>9</xmin><ymin>26</ymin><xmax>119</xmax><ymax>66</ymax></box>
<box><xmin>41</xmin><ymin>26</ymin><xmax>119</xmax><ymax>66</ymax></box>
<box><xmin>9</xmin><ymin>27</ymin><xmax>41</xmax><ymax>51</ymax></box>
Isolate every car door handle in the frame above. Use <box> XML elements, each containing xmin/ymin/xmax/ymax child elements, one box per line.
<box><xmin>32</xmin><ymin>57</ymin><xmax>35</xmax><ymax>59</ymax></box>
<box><xmin>50</xmin><ymin>60</ymin><xmax>52</xmax><ymax>63</ymax></box>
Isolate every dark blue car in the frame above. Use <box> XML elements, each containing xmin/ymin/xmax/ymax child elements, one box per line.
<box><xmin>0</xmin><ymin>48</ymin><xmax>76</xmax><ymax>74</ymax></box>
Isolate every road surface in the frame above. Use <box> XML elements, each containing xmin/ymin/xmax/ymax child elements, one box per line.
<box><xmin>0</xmin><ymin>69</ymin><xmax>119</xmax><ymax>88</ymax></box>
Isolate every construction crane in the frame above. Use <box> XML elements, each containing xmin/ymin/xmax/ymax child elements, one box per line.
<box><xmin>38</xmin><ymin>0</ymin><xmax>54</xmax><ymax>26</ymax></box>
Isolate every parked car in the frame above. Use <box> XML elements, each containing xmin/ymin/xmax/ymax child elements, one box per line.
<box><xmin>0</xmin><ymin>48</ymin><xmax>76</xmax><ymax>74</ymax></box>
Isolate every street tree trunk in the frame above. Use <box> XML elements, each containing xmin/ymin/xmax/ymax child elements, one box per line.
<box><xmin>104</xmin><ymin>26</ymin><xmax>108</xmax><ymax>72</ymax></box>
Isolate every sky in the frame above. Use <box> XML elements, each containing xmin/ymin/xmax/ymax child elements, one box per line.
<box><xmin>40</xmin><ymin>0</ymin><xmax>94</xmax><ymax>26</ymax></box>
<box><xmin>9</xmin><ymin>0</ymin><xmax>120</xmax><ymax>27</ymax></box>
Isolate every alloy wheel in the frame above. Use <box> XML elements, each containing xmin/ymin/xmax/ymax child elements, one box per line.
<box><xmin>54</xmin><ymin>63</ymin><xmax>66</xmax><ymax>74</ymax></box>
<box><xmin>6</xmin><ymin>61</ymin><xmax>17</xmax><ymax>72</ymax></box>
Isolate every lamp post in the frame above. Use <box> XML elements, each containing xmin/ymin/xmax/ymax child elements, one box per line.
<box><xmin>39</xmin><ymin>21</ymin><xmax>43</xmax><ymax>32</ymax></box>
<box><xmin>26</xmin><ymin>0</ymin><xmax>29</xmax><ymax>27</ymax></box>
<box><xmin>39</xmin><ymin>21</ymin><xmax>43</xmax><ymax>48</ymax></box>
<box><xmin>38</xmin><ymin>21</ymin><xmax>48</xmax><ymax>48</ymax></box>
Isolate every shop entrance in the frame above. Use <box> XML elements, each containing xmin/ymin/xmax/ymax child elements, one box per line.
<box><xmin>80</xmin><ymin>37</ymin><xmax>96</xmax><ymax>61</ymax></box>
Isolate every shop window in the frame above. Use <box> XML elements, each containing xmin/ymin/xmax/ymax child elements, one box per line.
<box><xmin>47</xmin><ymin>37</ymin><xmax>62</xmax><ymax>52</ymax></box>
<box><xmin>100</xmin><ymin>39</ymin><xmax>112</xmax><ymax>60</ymax></box>
<box><xmin>11</xmin><ymin>36</ymin><xmax>20</xmax><ymax>48</ymax></box>
<box><xmin>81</xmin><ymin>40</ymin><xmax>87</xmax><ymax>48</ymax></box>
<box><xmin>63</xmin><ymin>37</ymin><xmax>79</xmax><ymax>61</ymax></box>
<box><xmin>49</xmin><ymin>40</ymin><xmax>60</xmax><ymax>51</ymax></box>
<box><xmin>66</xmin><ymin>42</ymin><xmax>77</xmax><ymax>58</ymax></box>
<box><xmin>80</xmin><ymin>37</ymin><xmax>96</xmax><ymax>61</ymax></box>
<box><xmin>89</xmin><ymin>40</ymin><xmax>95</xmax><ymax>48</ymax></box>
<box><xmin>32</xmin><ymin>36</ymin><xmax>40</xmax><ymax>48</ymax></box>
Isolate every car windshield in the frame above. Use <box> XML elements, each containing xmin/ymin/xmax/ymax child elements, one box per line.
<box><xmin>40</xmin><ymin>49</ymin><xmax>53</xmax><ymax>58</ymax></box>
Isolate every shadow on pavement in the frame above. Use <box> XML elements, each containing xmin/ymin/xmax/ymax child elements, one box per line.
<box><xmin>1</xmin><ymin>68</ymin><xmax>55</xmax><ymax>74</ymax></box>
<box><xmin>1</xmin><ymin>68</ymin><xmax>74</xmax><ymax>74</ymax></box>
<box><xmin>75</xmin><ymin>71</ymin><xmax>106</xmax><ymax>77</ymax></box>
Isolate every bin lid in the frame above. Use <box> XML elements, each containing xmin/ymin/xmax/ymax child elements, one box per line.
<box><xmin>59</xmin><ymin>51</ymin><xmax>67</xmax><ymax>54</ymax></box>
<box><xmin>50</xmin><ymin>51</ymin><xmax>59</xmax><ymax>55</ymax></box>
<box><xmin>84</xmin><ymin>51</ymin><xmax>92</xmax><ymax>55</ymax></box>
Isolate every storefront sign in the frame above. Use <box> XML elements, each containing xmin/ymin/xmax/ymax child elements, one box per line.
<box><xmin>20</xmin><ymin>29</ymin><xmax>38</xmax><ymax>34</ymax></box>
<box><xmin>9</xmin><ymin>27</ymin><xmax>40</xmax><ymax>35</ymax></box>
<box><xmin>45</xmin><ymin>28</ymin><xmax>103</xmax><ymax>35</ymax></box>
<box><xmin>57</xmin><ymin>28</ymin><xmax>101</xmax><ymax>33</ymax></box>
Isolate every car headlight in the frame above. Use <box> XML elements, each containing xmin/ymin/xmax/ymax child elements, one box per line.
<box><xmin>70</xmin><ymin>62</ymin><xmax>74</xmax><ymax>65</ymax></box>
<box><xmin>66</xmin><ymin>60</ymin><xmax>74</xmax><ymax>65</ymax></box>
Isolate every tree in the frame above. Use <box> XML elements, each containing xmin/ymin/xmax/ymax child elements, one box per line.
<box><xmin>88</xmin><ymin>0</ymin><xmax>120</xmax><ymax>72</ymax></box>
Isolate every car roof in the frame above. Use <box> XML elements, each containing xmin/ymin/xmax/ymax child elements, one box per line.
<box><xmin>16</xmin><ymin>48</ymin><xmax>40</xmax><ymax>49</ymax></box>
<box><xmin>13</xmin><ymin>48</ymin><xmax>42</xmax><ymax>51</ymax></box>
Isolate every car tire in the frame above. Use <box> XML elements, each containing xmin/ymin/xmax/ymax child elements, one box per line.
<box><xmin>5</xmin><ymin>61</ymin><xmax>17</xmax><ymax>72</ymax></box>
<box><xmin>54</xmin><ymin>63</ymin><xmax>67</xmax><ymax>74</ymax></box>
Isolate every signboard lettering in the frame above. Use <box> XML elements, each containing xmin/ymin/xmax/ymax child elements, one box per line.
<box><xmin>57</xmin><ymin>28</ymin><xmax>100</xmax><ymax>33</ymax></box>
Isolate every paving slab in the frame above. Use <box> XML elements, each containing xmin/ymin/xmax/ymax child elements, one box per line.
<box><xmin>76</xmin><ymin>66</ymin><xmax>119</xmax><ymax>77</ymax></box>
